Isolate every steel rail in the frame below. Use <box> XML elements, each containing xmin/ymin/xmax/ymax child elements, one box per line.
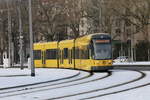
<box><xmin>47</xmin><ymin>70</ymin><xmax>145</xmax><ymax>100</ymax></box>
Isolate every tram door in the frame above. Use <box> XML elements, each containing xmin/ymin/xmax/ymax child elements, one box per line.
<box><xmin>41</xmin><ymin>51</ymin><xmax>46</xmax><ymax>67</ymax></box>
<box><xmin>41</xmin><ymin>43</ymin><xmax>45</xmax><ymax>68</ymax></box>
<box><xmin>59</xmin><ymin>49</ymin><xmax>64</xmax><ymax>68</ymax></box>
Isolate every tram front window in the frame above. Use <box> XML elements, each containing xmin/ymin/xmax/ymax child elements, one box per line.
<box><xmin>93</xmin><ymin>40</ymin><xmax>112</xmax><ymax>60</ymax></box>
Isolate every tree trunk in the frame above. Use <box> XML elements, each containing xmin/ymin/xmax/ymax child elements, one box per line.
<box><xmin>143</xmin><ymin>25</ymin><xmax>149</xmax><ymax>42</ymax></box>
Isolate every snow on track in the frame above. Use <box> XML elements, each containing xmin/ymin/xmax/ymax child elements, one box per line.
<box><xmin>0</xmin><ymin>68</ymin><xmax>79</xmax><ymax>89</ymax></box>
<box><xmin>90</xmin><ymin>71</ymin><xmax>150</xmax><ymax>100</ymax></box>
<box><xmin>2</xmin><ymin>70</ymin><xmax>143</xmax><ymax>100</ymax></box>
<box><xmin>0</xmin><ymin>70</ymin><xmax>90</xmax><ymax>97</ymax></box>
<box><xmin>49</xmin><ymin>70</ymin><xmax>143</xmax><ymax>100</ymax></box>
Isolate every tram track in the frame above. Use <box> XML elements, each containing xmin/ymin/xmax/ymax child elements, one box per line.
<box><xmin>0</xmin><ymin>72</ymin><xmax>81</xmax><ymax>91</ymax></box>
<box><xmin>0</xmin><ymin>70</ymin><xmax>91</xmax><ymax>97</ymax></box>
<box><xmin>0</xmin><ymin>71</ymin><xmax>81</xmax><ymax>91</ymax></box>
<box><xmin>1</xmin><ymin>69</ymin><xmax>146</xmax><ymax>100</ymax></box>
<box><xmin>0</xmin><ymin>71</ymin><xmax>111</xmax><ymax>98</ymax></box>
<box><xmin>81</xmin><ymin>82</ymin><xmax>150</xmax><ymax>100</ymax></box>
<box><xmin>46</xmin><ymin>70</ymin><xmax>146</xmax><ymax>100</ymax></box>
<box><xmin>81</xmin><ymin>71</ymin><xmax>150</xmax><ymax>100</ymax></box>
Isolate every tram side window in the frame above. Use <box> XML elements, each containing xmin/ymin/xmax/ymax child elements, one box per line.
<box><xmin>86</xmin><ymin>50</ymin><xmax>89</xmax><ymax>59</ymax></box>
<box><xmin>85</xmin><ymin>47</ymin><xmax>89</xmax><ymax>59</ymax></box>
<box><xmin>62</xmin><ymin>50</ymin><xmax>64</xmax><ymax>63</ymax></box>
<box><xmin>80</xmin><ymin>47</ymin><xmax>89</xmax><ymax>59</ymax></box>
<box><xmin>80</xmin><ymin>50</ymin><xmax>84</xmax><ymax>59</ymax></box>
<box><xmin>80</xmin><ymin>50</ymin><xmax>86</xmax><ymax>59</ymax></box>
<box><xmin>46</xmin><ymin>49</ymin><xmax>57</xmax><ymax>59</ymax></box>
<box><xmin>34</xmin><ymin>50</ymin><xmax>41</xmax><ymax>60</ymax></box>
<box><xmin>75</xmin><ymin>48</ymin><xmax>79</xmax><ymax>59</ymax></box>
<box><xmin>64</xmin><ymin>48</ymin><xmax>68</xmax><ymax>59</ymax></box>
<box><xmin>68</xmin><ymin>49</ymin><xmax>73</xmax><ymax>64</ymax></box>
<box><xmin>72</xmin><ymin>47</ymin><xmax>75</xmax><ymax>59</ymax></box>
<box><xmin>71</xmin><ymin>49</ymin><xmax>73</xmax><ymax>63</ymax></box>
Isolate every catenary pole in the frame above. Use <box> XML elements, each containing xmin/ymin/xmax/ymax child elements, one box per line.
<box><xmin>29</xmin><ymin>0</ymin><xmax>35</xmax><ymax>76</ymax></box>
<box><xmin>7</xmin><ymin>0</ymin><xmax>12</xmax><ymax>68</ymax></box>
<box><xmin>18</xmin><ymin>0</ymin><xmax>24</xmax><ymax>69</ymax></box>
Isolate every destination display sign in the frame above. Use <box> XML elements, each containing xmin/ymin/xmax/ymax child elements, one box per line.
<box><xmin>95</xmin><ymin>40</ymin><xmax>110</xmax><ymax>43</ymax></box>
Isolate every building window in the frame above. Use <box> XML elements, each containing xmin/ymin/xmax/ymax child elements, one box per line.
<box><xmin>116</xmin><ymin>28</ymin><xmax>121</xmax><ymax>33</ymax></box>
<box><xmin>116</xmin><ymin>20</ymin><xmax>121</xmax><ymax>27</ymax></box>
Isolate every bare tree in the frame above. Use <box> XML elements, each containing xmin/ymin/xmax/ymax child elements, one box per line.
<box><xmin>64</xmin><ymin>0</ymin><xmax>82</xmax><ymax>38</ymax></box>
<box><xmin>0</xmin><ymin>0</ymin><xmax>11</xmax><ymax>64</ymax></box>
<box><xmin>110</xmin><ymin>0</ymin><xmax>150</xmax><ymax>41</ymax></box>
<box><xmin>32</xmin><ymin>0</ymin><xmax>68</xmax><ymax>41</ymax></box>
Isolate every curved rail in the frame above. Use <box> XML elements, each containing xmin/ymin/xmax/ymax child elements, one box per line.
<box><xmin>1</xmin><ymin>70</ymin><xmax>147</xmax><ymax>100</ymax></box>
<box><xmin>47</xmin><ymin>70</ymin><xmax>145</xmax><ymax>100</ymax></box>
<box><xmin>0</xmin><ymin>71</ymin><xmax>111</xmax><ymax>98</ymax></box>
<box><xmin>0</xmin><ymin>70</ymin><xmax>91</xmax><ymax>98</ymax></box>
<box><xmin>0</xmin><ymin>71</ymin><xmax>81</xmax><ymax>91</ymax></box>
<box><xmin>81</xmin><ymin>71</ymin><xmax>149</xmax><ymax>100</ymax></box>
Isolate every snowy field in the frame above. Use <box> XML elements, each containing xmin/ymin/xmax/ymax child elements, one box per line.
<box><xmin>0</xmin><ymin>68</ymin><xmax>150</xmax><ymax>100</ymax></box>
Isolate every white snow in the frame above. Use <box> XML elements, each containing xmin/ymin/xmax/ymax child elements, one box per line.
<box><xmin>93</xmin><ymin>71</ymin><xmax>150</xmax><ymax>100</ymax></box>
<box><xmin>113</xmin><ymin>61</ymin><xmax>150</xmax><ymax>65</ymax></box>
<box><xmin>0</xmin><ymin>68</ymin><xmax>79</xmax><ymax>89</ymax></box>
<box><xmin>0</xmin><ymin>68</ymin><xmax>150</xmax><ymax>100</ymax></box>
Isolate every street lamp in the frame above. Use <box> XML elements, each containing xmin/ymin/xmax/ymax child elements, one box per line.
<box><xmin>29</xmin><ymin>0</ymin><xmax>35</xmax><ymax>76</ymax></box>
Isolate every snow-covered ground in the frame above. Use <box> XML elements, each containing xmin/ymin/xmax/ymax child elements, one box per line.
<box><xmin>1</xmin><ymin>61</ymin><xmax>150</xmax><ymax>68</ymax></box>
<box><xmin>0</xmin><ymin>68</ymin><xmax>150</xmax><ymax>100</ymax></box>
<box><xmin>0</xmin><ymin>68</ymin><xmax>79</xmax><ymax>89</ymax></box>
<box><xmin>113</xmin><ymin>61</ymin><xmax>150</xmax><ymax>65</ymax></box>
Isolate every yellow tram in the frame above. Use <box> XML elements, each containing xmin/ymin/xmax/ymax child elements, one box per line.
<box><xmin>33</xmin><ymin>33</ymin><xmax>113</xmax><ymax>71</ymax></box>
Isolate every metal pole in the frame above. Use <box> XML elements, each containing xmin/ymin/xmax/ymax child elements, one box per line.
<box><xmin>148</xmin><ymin>49</ymin><xmax>149</xmax><ymax>61</ymax></box>
<box><xmin>131</xmin><ymin>32</ymin><xmax>134</xmax><ymax>62</ymax></box>
<box><xmin>121</xmin><ymin>40</ymin><xmax>123</xmax><ymax>57</ymax></box>
<box><xmin>99</xmin><ymin>2</ymin><xmax>102</xmax><ymax>32</ymax></box>
<box><xmin>29</xmin><ymin>0</ymin><xmax>35</xmax><ymax>76</ymax></box>
<box><xmin>7</xmin><ymin>0</ymin><xmax>12</xmax><ymax>67</ymax></box>
<box><xmin>18</xmin><ymin>0</ymin><xmax>24</xmax><ymax>69</ymax></box>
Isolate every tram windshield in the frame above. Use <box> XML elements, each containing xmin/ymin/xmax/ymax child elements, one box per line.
<box><xmin>93</xmin><ymin>40</ymin><xmax>112</xmax><ymax>60</ymax></box>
